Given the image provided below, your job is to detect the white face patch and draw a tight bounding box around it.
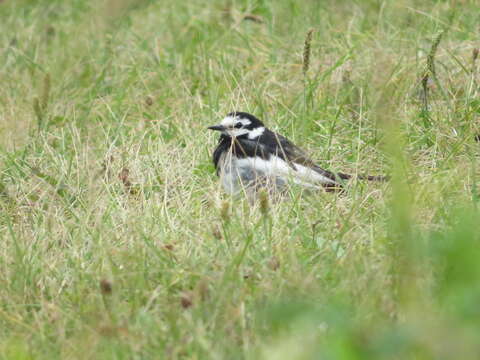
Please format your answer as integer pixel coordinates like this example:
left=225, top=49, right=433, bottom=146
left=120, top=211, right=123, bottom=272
left=247, top=126, right=265, bottom=139
left=219, top=116, right=252, bottom=138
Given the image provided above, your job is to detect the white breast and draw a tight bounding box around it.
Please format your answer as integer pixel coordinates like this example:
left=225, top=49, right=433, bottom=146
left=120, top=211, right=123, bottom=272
left=217, top=152, right=242, bottom=194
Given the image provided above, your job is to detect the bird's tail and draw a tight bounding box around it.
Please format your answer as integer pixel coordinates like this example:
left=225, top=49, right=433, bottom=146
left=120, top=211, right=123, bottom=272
left=337, top=172, right=389, bottom=182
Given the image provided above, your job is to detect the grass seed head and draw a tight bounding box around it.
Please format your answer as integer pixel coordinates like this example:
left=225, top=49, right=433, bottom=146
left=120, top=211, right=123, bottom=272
left=427, top=31, right=444, bottom=78
left=259, top=190, right=269, bottom=215
left=268, top=256, right=280, bottom=271
left=100, top=279, right=113, bottom=295
left=220, top=200, right=230, bottom=222
left=41, top=73, right=51, bottom=111
left=212, top=225, right=223, bottom=239
left=33, top=97, right=43, bottom=126
left=303, top=28, right=314, bottom=76
left=118, top=167, right=138, bottom=195
left=180, top=292, right=193, bottom=309
left=243, top=14, right=264, bottom=23
left=163, top=243, right=174, bottom=251
left=46, top=25, right=55, bottom=38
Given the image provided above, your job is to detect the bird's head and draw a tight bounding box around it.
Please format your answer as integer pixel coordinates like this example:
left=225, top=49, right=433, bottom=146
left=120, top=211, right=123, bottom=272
left=208, top=112, right=265, bottom=139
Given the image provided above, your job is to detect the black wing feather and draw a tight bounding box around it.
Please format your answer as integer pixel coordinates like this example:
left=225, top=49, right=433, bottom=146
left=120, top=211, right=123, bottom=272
left=250, top=130, right=340, bottom=183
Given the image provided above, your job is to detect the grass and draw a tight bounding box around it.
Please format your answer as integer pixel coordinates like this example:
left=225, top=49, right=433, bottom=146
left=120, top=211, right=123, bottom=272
left=0, top=0, right=479, bottom=358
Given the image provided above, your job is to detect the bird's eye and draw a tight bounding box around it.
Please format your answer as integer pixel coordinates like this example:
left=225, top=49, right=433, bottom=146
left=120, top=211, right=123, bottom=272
left=234, top=123, right=243, bottom=129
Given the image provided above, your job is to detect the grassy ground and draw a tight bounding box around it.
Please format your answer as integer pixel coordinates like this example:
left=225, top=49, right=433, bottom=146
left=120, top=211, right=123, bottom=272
left=1, top=0, right=480, bottom=358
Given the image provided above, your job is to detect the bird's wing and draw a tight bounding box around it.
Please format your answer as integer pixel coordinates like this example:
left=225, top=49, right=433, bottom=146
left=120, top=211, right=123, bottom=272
left=237, top=132, right=342, bottom=187
left=271, top=133, right=341, bottom=184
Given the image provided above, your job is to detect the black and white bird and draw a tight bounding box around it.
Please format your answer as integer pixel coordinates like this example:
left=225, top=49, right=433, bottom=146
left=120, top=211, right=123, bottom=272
left=208, top=112, right=387, bottom=195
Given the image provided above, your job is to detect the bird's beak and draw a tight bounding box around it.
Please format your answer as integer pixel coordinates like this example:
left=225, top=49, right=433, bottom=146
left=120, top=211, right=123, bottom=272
left=207, top=125, right=225, bottom=131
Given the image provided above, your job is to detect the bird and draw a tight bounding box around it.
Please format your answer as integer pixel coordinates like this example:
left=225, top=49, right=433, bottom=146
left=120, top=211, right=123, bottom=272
left=208, top=111, right=387, bottom=196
